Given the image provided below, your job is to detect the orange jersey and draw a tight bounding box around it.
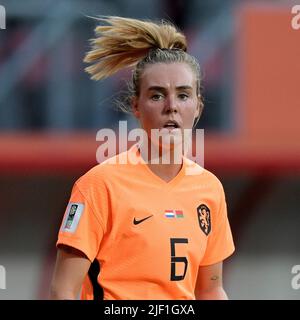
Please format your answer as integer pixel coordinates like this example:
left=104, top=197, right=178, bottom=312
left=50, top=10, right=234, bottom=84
left=56, top=144, right=234, bottom=300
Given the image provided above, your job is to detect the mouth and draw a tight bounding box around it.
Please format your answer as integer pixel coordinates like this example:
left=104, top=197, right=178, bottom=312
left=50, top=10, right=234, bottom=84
left=162, top=120, right=180, bottom=130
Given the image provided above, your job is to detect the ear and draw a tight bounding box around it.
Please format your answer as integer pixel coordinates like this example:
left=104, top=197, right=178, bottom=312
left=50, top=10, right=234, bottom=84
left=131, top=96, right=140, bottom=119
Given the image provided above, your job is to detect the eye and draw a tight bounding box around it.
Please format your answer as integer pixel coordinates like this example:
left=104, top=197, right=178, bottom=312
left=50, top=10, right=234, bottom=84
left=178, top=93, right=189, bottom=100
left=151, top=94, right=164, bottom=101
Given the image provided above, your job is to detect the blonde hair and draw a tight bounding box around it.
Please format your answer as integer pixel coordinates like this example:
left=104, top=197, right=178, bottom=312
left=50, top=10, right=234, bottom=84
left=84, top=16, right=203, bottom=126
left=84, top=16, right=187, bottom=81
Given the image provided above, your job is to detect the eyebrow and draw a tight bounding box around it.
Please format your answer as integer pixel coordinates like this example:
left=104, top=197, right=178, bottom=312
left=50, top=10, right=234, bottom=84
left=148, top=85, right=193, bottom=92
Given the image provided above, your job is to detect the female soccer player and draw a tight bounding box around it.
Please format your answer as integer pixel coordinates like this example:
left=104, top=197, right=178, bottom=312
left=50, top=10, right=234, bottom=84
left=50, top=16, right=235, bottom=300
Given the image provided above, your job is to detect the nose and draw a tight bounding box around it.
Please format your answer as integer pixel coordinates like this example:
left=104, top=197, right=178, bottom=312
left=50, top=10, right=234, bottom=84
left=164, top=95, right=178, bottom=114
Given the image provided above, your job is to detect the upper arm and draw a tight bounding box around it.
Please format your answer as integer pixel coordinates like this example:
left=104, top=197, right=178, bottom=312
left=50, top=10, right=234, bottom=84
left=50, top=245, right=91, bottom=300
left=195, top=261, right=227, bottom=299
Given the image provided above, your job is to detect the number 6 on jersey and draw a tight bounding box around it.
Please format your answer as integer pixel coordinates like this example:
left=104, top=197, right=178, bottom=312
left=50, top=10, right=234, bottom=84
left=170, top=238, right=188, bottom=281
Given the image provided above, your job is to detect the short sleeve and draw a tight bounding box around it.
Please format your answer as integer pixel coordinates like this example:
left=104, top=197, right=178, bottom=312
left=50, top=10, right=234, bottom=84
left=56, top=180, right=106, bottom=262
left=199, top=184, right=235, bottom=266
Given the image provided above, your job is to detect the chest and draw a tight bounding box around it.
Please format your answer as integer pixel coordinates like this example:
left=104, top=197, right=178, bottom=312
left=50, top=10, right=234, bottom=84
left=100, top=181, right=218, bottom=264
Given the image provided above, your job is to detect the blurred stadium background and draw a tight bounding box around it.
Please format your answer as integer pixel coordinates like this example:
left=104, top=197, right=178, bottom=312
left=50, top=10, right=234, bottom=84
left=0, top=0, right=299, bottom=299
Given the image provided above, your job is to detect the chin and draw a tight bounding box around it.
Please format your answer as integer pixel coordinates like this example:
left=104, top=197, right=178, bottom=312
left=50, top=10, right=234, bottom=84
left=157, top=138, right=185, bottom=164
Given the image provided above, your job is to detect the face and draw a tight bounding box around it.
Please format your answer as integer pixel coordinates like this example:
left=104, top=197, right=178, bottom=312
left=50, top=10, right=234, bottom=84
left=132, top=62, right=201, bottom=143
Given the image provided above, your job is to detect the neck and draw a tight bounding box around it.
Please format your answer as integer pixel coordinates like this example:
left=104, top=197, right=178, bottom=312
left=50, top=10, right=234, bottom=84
left=139, top=141, right=184, bottom=183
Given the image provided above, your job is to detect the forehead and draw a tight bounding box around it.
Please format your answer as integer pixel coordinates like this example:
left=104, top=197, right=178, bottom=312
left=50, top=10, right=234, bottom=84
left=140, top=63, right=196, bottom=89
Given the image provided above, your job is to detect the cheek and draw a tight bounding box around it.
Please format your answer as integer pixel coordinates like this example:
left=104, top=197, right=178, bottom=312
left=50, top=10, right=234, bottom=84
left=181, top=102, right=198, bottom=120
left=137, top=110, right=156, bottom=132
left=139, top=103, right=161, bottom=123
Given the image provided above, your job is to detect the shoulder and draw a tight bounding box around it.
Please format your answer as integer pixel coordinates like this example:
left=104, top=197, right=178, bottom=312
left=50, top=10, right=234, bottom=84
left=75, top=149, right=134, bottom=188
left=184, top=158, right=224, bottom=191
left=202, top=169, right=224, bottom=192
